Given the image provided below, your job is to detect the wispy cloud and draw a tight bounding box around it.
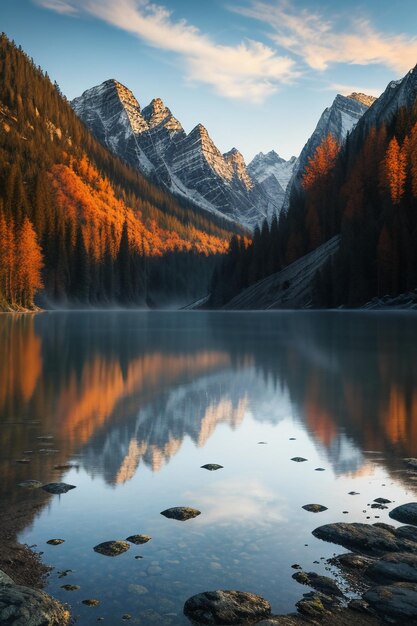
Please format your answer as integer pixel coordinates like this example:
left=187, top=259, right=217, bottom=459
left=235, top=0, right=417, bottom=75
left=35, top=0, right=78, bottom=15
left=33, top=0, right=298, bottom=103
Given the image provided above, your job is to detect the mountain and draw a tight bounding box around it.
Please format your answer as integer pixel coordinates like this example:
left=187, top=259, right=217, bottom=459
left=72, top=80, right=282, bottom=229
left=0, top=35, right=238, bottom=310
left=247, top=150, right=297, bottom=214
left=209, top=64, right=417, bottom=309
left=284, top=93, right=376, bottom=206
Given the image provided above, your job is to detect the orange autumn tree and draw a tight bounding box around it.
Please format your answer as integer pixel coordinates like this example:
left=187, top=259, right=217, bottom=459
left=302, top=133, right=340, bottom=190
left=15, top=217, right=44, bottom=308
left=382, top=136, right=407, bottom=204
left=302, top=133, right=340, bottom=249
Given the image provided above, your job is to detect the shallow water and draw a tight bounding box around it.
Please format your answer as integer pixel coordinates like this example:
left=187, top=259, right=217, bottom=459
left=1, top=310, right=417, bottom=624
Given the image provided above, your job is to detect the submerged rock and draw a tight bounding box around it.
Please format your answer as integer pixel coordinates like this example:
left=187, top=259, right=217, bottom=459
left=291, top=457, right=307, bottom=463
left=160, top=507, right=201, bottom=521
left=313, top=522, right=417, bottom=556
left=60, top=584, right=80, bottom=591
left=42, top=482, right=76, bottom=495
left=389, top=503, right=417, bottom=526
left=364, top=582, right=417, bottom=621
left=126, top=534, right=151, bottom=545
left=183, top=589, right=271, bottom=624
left=18, top=480, right=42, bottom=489
left=0, top=584, right=70, bottom=625
left=82, top=598, right=100, bottom=606
left=46, top=539, right=65, bottom=546
left=93, top=541, right=130, bottom=557
left=302, top=504, right=328, bottom=513
left=201, top=464, right=223, bottom=471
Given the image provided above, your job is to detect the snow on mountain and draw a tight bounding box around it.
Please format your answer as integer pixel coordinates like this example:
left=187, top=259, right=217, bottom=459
left=72, top=80, right=282, bottom=229
left=283, top=93, right=375, bottom=207
left=248, top=150, right=297, bottom=212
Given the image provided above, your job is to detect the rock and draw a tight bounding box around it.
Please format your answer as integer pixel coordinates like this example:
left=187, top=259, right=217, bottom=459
left=258, top=442, right=267, bottom=445
left=390, top=503, right=417, bottom=526
left=331, top=553, right=373, bottom=571
left=160, top=507, right=201, bottom=521
left=122, top=614, right=131, bottom=620
left=201, top=464, right=223, bottom=471
left=125, top=535, right=151, bottom=545
left=82, top=598, right=100, bottom=606
left=296, top=593, right=328, bottom=618
left=396, top=526, right=417, bottom=542
left=15, top=459, right=31, bottom=464
left=302, top=504, right=327, bottom=513
left=404, top=458, right=417, bottom=469
left=60, top=584, right=80, bottom=591
left=57, top=570, right=72, bottom=578
left=0, top=584, right=70, bottom=625
left=371, top=503, right=388, bottom=510
left=41, top=483, right=76, bottom=495
left=18, top=480, right=42, bottom=489
left=291, top=564, right=301, bottom=570
left=36, top=436, right=54, bottom=440
left=364, top=582, right=417, bottom=621
left=46, top=539, right=65, bottom=546
left=291, top=457, right=307, bottom=462
left=374, top=498, right=391, bottom=504
left=183, top=590, right=271, bottom=624
left=93, top=541, right=130, bottom=557
left=292, top=571, right=344, bottom=597
left=0, top=570, right=14, bottom=585
left=134, top=556, right=143, bottom=560
left=312, top=522, right=417, bottom=556
left=289, top=438, right=296, bottom=441
left=366, top=553, right=417, bottom=584
left=348, top=492, right=360, bottom=496
left=315, top=468, right=325, bottom=471
left=53, top=464, right=78, bottom=470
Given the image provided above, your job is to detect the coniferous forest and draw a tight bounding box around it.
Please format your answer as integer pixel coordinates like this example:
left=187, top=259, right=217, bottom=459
left=0, top=34, right=243, bottom=310
left=210, top=103, right=417, bottom=308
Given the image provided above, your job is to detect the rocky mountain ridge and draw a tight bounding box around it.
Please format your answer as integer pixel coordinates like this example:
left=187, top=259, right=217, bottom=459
left=72, top=79, right=295, bottom=229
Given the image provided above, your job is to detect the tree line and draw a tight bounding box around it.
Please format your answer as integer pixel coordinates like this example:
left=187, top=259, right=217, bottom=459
left=0, top=33, right=238, bottom=309
left=211, top=100, right=417, bottom=307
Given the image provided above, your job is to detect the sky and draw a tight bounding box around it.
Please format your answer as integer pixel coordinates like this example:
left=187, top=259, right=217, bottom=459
left=3, top=0, right=417, bottom=161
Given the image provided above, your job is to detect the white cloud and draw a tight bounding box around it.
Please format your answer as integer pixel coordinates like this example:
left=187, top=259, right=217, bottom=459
left=34, top=0, right=298, bottom=102
left=236, top=0, right=417, bottom=75
left=34, top=0, right=78, bottom=15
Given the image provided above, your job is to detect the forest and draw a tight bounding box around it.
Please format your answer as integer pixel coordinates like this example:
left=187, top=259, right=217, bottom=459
left=210, top=101, right=417, bottom=308
left=0, top=34, right=241, bottom=310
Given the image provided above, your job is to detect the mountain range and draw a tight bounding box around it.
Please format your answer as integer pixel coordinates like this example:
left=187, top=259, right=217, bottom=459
left=73, top=81, right=376, bottom=229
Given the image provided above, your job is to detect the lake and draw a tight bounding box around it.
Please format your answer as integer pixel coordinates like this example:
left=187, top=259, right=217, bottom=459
left=1, top=310, right=417, bottom=625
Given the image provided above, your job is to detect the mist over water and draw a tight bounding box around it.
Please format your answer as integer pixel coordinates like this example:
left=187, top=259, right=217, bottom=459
left=1, top=311, right=417, bottom=625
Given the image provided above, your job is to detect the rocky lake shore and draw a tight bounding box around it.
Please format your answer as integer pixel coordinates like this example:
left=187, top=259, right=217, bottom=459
left=4, top=497, right=417, bottom=624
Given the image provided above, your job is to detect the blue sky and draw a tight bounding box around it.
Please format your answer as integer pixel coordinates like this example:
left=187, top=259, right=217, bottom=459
left=3, top=0, right=417, bottom=161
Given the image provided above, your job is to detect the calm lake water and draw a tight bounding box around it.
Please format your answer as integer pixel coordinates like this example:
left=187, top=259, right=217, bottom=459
left=1, top=310, right=417, bottom=624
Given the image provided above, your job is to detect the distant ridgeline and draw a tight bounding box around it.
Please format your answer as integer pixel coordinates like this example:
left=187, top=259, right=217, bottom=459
left=0, top=34, right=245, bottom=310
left=211, top=70, right=417, bottom=308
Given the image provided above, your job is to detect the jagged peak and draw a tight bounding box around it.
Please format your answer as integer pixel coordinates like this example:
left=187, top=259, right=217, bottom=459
left=347, top=92, right=377, bottom=107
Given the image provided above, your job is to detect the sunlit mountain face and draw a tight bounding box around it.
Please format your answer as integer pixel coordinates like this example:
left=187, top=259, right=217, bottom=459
left=2, top=311, right=417, bottom=624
